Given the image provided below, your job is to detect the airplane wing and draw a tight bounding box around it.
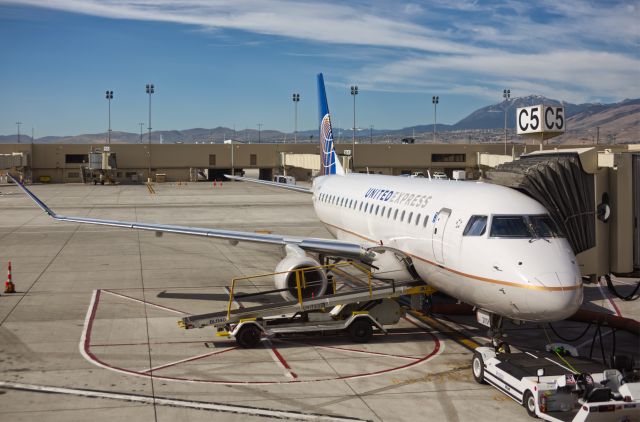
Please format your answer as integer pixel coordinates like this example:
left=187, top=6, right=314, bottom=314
left=7, top=174, right=370, bottom=261
left=224, top=174, right=312, bottom=194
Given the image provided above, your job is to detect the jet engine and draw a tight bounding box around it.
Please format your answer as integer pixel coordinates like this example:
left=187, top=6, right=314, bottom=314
left=274, top=245, right=328, bottom=301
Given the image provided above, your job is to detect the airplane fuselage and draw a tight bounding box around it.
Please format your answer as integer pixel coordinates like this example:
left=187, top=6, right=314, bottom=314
left=312, top=174, right=583, bottom=322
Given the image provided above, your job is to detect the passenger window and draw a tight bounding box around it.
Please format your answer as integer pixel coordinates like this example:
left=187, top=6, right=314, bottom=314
left=387, top=208, right=392, bottom=218
left=408, top=212, right=413, bottom=224
left=381, top=206, right=386, bottom=216
left=400, top=210, right=405, bottom=222
left=394, top=209, right=398, bottom=220
left=376, top=205, right=379, bottom=215
left=359, top=202, right=363, bottom=212
left=423, top=215, right=429, bottom=228
left=416, top=213, right=421, bottom=226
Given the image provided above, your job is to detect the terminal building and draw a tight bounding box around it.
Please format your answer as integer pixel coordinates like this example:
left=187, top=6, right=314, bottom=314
left=1, top=141, right=639, bottom=281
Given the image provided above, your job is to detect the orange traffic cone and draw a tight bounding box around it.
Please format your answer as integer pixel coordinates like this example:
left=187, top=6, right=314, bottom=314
left=213, top=180, right=217, bottom=187
left=5, top=261, right=15, bottom=294
left=219, top=181, right=223, bottom=188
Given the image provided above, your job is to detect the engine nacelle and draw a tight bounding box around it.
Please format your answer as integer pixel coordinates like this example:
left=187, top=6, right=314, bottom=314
left=274, top=246, right=327, bottom=301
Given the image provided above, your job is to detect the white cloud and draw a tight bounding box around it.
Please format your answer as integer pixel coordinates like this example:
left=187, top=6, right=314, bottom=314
left=2, top=0, right=638, bottom=103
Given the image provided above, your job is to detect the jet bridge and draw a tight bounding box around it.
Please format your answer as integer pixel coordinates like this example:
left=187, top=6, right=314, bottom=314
left=486, top=147, right=639, bottom=279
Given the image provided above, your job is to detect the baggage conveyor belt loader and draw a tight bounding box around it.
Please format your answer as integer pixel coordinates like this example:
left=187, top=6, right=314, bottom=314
left=178, top=262, right=436, bottom=348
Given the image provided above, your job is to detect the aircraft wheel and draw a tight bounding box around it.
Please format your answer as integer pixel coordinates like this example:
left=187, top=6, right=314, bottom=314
left=348, top=319, right=373, bottom=343
left=236, top=324, right=262, bottom=348
left=496, top=341, right=511, bottom=354
left=523, top=390, right=538, bottom=418
left=472, top=352, right=487, bottom=384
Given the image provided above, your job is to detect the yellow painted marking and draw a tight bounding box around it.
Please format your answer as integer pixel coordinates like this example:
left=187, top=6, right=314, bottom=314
left=408, top=310, right=481, bottom=351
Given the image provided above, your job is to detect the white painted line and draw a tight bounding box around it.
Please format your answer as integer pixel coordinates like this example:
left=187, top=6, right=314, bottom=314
left=102, top=289, right=188, bottom=315
left=140, top=347, right=238, bottom=373
left=596, top=278, right=622, bottom=317
left=223, top=286, right=244, bottom=309
left=544, top=357, right=574, bottom=373
left=576, top=329, right=613, bottom=349
left=263, top=339, right=298, bottom=380
left=281, top=340, right=420, bottom=361
left=0, top=381, right=368, bottom=421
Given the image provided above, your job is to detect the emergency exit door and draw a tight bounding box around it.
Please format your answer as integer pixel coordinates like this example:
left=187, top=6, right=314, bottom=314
left=432, top=208, right=451, bottom=265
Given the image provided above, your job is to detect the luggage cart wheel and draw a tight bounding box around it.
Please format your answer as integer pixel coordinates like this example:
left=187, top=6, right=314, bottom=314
left=348, top=319, right=373, bottom=343
left=236, top=324, right=262, bottom=348
left=523, top=390, right=537, bottom=418
left=472, top=352, right=487, bottom=384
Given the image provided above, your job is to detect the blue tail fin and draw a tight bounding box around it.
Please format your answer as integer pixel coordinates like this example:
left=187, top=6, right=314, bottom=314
left=317, top=73, right=345, bottom=176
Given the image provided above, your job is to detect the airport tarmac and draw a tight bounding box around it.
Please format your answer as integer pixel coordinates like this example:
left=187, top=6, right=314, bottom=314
left=0, top=181, right=638, bottom=422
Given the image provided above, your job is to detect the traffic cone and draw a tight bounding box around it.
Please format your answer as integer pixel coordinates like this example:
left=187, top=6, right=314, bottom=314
left=219, top=181, right=222, bottom=188
left=213, top=181, right=217, bottom=188
left=5, top=261, right=15, bottom=294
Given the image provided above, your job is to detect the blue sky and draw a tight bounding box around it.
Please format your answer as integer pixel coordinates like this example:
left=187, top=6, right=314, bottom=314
left=0, top=0, right=638, bottom=137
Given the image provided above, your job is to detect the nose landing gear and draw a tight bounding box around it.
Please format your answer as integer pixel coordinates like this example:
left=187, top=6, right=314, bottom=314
left=478, top=310, right=511, bottom=353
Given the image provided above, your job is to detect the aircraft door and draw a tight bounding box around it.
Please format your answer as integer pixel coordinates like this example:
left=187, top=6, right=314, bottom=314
left=432, top=208, right=451, bottom=264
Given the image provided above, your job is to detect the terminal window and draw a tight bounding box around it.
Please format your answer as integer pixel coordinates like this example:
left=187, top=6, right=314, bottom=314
left=432, top=153, right=465, bottom=163
left=250, top=154, right=257, bottom=166
left=209, top=154, right=216, bottom=166
left=65, top=154, right=88, bottom=164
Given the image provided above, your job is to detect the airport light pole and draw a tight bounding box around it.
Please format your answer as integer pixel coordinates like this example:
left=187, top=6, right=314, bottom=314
left=146, top=83, right=154, bottom=180
left=105, top=90, right=113, bottom=145
left=432, top=96, right=438, bottom=143
left=292, top=93, right=299, bottom=144
left=16, top=121, right=22, bottom=144
left=139, top=123, right=144, bottom=144
left=257, top=123, right=262, bottom=144
left=351, top=85, right=358, bottom=171
left=370, top=125, right=373, bottom=144
left=503, top=89, right=510, bottom=154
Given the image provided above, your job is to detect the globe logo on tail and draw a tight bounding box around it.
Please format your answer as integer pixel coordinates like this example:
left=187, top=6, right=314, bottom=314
left=320, top=114, right=336, bottom=175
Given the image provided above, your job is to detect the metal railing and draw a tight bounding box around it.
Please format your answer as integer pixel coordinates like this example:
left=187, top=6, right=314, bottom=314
left=226, top=261, right=373, bottom=320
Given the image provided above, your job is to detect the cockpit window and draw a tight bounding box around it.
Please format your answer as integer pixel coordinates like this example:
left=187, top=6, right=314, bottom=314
left=490, top=216, right=532, bottom=238
left=463, top=215, right=487, bottom=236
left=530, top=215, right=563, bottom=238
left=490, top=215, right=564, bottom=238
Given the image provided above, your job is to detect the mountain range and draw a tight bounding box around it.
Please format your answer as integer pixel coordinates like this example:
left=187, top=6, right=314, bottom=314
left=1, top=96, right=637, bottom=144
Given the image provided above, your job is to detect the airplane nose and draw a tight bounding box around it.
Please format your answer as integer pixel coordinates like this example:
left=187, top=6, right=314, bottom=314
left=527, top=271, right=583, bottom=320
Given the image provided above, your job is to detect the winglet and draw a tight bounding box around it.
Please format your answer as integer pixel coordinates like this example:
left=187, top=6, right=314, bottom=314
left=317, top=73, right=345, bottom=176
left=7, top=174, right=57, bottom=217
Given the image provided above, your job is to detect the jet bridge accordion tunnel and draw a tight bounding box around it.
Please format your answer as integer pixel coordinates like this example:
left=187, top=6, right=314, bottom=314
left=485, top=148, right=640, bottom=281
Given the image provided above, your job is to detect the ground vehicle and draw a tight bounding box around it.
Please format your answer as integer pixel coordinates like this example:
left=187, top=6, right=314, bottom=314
left=273, top=175, right=296, bottom=185
left=178, top=262, right=434, bottom=348
left=472, top=346, right=640, bottom=421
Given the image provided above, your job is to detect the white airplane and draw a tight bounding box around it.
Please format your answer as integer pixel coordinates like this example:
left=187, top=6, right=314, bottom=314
left=10, top=73, right=582, bottom=347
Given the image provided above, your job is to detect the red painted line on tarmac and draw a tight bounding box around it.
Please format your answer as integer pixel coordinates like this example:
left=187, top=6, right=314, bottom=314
left=265, top=341, right=298, bottom=380
left=102, top=289, right=189, bottom=315
left=81, top=289, right=442, bottom=385
left=598, top=279, right=622, bottom=317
